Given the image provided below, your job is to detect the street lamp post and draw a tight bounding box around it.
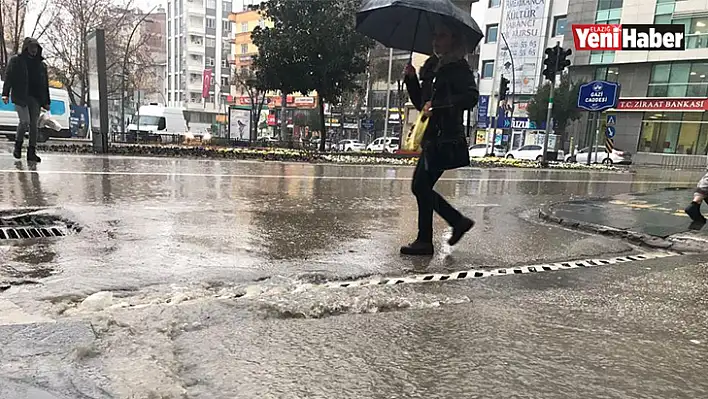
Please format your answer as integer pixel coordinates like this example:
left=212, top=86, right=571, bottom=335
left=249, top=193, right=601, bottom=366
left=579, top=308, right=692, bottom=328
left=120, top=5, right=159, bottom=137
left=500, top=32, right=515, bottom=148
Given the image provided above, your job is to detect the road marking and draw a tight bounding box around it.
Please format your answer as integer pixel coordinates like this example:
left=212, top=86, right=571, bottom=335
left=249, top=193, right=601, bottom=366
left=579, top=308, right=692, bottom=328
left=0, top=168, right=697, bottom=185
left=609, top=199, right=689, bottom=218
left=321, top=251, right=678, bottom=289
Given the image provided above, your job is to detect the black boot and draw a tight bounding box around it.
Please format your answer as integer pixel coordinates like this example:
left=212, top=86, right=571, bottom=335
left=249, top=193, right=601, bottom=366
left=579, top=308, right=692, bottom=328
left=685, top=201, right=706, bottom=223
left=448, top=217, right=475, bottom=246
left=13, top=141, right=22, bottom=160
left=27, top=146, right=41, bottom=163
left=400, top=240, right=434, bottom=256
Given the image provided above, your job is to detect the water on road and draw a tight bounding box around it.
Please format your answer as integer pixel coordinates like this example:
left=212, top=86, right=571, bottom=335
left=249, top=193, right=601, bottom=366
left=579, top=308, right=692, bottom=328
left=0, top=152, right=706, bottom=399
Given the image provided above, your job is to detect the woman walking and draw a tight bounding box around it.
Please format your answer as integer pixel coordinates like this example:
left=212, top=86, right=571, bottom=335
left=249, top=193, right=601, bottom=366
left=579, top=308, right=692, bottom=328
left=400, top=23, right=479, bottom=256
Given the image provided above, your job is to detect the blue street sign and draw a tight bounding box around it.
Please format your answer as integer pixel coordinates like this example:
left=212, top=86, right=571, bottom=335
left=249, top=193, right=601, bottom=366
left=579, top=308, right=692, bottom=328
left=361, top=119, right=374, bottom=131
left=606, top=115, right=616, bottom=125
left=577, top=80, right=620, bottom=112
left=477, top=95, right=489, bottom=128
left=606, top=126, right=616, bottom=138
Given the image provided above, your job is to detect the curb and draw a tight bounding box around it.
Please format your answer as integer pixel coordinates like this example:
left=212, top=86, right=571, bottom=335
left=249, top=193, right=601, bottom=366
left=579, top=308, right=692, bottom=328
left=33, top=144, right=623, bottom=171
left=538, top=194, right=708, bottom=253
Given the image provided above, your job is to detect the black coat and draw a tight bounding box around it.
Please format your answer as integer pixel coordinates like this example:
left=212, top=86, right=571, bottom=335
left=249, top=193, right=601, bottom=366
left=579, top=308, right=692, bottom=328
left=2, top=38, right=50, bottom=108
left=405, top=56, right=479, bottom=171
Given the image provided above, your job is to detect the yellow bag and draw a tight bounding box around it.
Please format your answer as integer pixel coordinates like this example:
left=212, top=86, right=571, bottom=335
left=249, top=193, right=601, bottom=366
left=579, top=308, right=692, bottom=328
left=403, top=112, right=428, bottom=152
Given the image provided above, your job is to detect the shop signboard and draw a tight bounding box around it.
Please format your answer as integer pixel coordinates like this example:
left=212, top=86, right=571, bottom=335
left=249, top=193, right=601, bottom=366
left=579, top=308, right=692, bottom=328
left=497, top=0, right=549, bottom=95
left=616, top=98, right=708, bottom=111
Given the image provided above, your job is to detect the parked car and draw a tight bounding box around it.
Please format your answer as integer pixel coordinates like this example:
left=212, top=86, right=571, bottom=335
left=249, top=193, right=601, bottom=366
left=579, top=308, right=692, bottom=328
left=504, top=145, right=545, bottom=161
left=337, top=139, right=366, bottom=152
left=505, top=145, right=564, bottom=161
left=565, top=146, right=633, bottom=165
left=469, top=144, right=505, bottom=158
left=367, top=137, right=400, bottom=153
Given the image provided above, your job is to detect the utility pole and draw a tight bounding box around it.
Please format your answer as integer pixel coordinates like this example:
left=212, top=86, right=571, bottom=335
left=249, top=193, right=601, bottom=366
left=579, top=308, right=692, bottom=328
left=383, top=47, right=393, bottom=143
left=541, top=42, right=560, bottom=165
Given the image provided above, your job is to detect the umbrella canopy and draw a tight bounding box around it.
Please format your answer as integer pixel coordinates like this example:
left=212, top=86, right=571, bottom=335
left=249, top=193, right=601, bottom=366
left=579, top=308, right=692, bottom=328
left=356, top=0, right=483, bottom=56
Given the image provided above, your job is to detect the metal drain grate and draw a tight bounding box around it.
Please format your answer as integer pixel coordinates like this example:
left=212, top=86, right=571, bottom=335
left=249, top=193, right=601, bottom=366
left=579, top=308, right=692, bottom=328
left=0, top=226, right=69, bottom=240
left=0, top=210, right=79, bottom=241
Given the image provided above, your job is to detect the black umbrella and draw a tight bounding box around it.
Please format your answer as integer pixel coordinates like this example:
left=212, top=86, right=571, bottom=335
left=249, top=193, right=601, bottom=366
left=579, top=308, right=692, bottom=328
left=356, top=0, right=483, bottom=56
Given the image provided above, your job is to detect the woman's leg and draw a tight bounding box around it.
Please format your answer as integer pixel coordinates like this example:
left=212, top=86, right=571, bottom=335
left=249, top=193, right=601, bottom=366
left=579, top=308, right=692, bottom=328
left=411, top=156, right=437, bottom=243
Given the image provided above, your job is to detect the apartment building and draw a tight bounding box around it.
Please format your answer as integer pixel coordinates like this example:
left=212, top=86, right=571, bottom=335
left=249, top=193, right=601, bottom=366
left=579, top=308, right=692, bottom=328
left=166, top=0, right=234, bottom=133
left=565, top=0, right=708, bottom=166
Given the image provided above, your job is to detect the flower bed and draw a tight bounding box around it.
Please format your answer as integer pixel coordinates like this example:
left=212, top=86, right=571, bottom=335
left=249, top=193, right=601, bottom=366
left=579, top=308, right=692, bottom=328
left=37, top=144, right=619, bottom=170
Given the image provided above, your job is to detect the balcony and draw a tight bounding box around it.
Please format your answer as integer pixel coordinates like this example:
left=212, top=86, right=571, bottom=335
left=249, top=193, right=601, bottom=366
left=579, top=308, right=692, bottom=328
left=187, top=23, right=205, bottom=35
left=186, top=0, right=205, bottom=15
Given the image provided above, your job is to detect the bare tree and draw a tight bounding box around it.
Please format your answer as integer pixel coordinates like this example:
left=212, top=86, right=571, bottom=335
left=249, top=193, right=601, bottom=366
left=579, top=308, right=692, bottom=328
left=39, top=0, right=157, bottom=106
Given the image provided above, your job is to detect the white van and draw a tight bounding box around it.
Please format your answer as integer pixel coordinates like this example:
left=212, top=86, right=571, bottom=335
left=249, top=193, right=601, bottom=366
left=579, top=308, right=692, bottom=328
left=126, top=103, right=186, bottom=143
left=0, top=83, right=71, bottom=142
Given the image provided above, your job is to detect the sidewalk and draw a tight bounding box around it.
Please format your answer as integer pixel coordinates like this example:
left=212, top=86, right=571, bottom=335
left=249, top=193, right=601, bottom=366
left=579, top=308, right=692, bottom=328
left=541, top=188, right=705, bottom=239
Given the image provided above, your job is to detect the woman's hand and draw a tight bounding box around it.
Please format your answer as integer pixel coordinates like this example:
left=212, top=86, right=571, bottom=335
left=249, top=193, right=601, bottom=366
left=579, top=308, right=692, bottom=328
left=422, top=101, right=432, bottom=117
left=403, top=64, right=416, bottom=78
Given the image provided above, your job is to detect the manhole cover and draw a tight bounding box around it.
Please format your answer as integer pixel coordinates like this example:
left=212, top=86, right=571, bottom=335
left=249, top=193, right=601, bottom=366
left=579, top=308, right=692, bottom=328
left=0, top=209, right=80, bottom=241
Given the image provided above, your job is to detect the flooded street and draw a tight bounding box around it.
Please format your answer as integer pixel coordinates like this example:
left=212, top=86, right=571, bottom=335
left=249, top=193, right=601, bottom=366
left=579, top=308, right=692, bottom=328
left=0, top=152, right=706, bottom=398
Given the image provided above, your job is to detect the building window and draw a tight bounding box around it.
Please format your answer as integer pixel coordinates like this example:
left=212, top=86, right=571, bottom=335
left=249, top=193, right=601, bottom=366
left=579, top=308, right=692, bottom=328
left=589, top=51, right=615, bottom=64
left=221, top=58, right=228, bottom=68
left=638, top=112, right=708, bottom=155
left=488, top=0, right=501, bottom=8
left=670, top=17, right=708, bottom=49
left=224, top=1, right=232, bottom=11
left=594, top=66, right=619, bottom=82
left=241, top=44, right=248, bottom=54
left=597, top=0, right=623, bottom=11
left=206, top=57, right=215, bottom=67
left=206, top=37, right=216, bottom=47
left=258, top=19, right=265, bottom=28
left=553, top=16, right=567, bottom=36
left=485, top=24, right=498, bottom=43
left=481, top=60, right=494, bottom=79
left=241, top=22, right=248, bottom=32
left=206, top=0, right=215, bottom=8
left=648, top=62, right=708, bottom=97
left=221, top=76, right=229, bottom=86
left=222, top=20, right=231, bottom=31
left=190, top=35, right=203, bottom=45
left=206, top=17, right=216, bottom=29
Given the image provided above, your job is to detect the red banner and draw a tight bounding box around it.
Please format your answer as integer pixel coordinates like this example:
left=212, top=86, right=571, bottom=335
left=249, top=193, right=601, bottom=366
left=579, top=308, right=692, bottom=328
left=267, top=113, right=276, bottom=126
left=202, top=69, right=213, bottom=99
left=617, top=98, right=708, bottom=111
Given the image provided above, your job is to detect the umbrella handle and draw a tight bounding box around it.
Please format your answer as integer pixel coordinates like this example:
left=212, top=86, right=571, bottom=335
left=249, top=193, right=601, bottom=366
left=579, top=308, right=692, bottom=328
left=408, top=10, right=421, bottom=64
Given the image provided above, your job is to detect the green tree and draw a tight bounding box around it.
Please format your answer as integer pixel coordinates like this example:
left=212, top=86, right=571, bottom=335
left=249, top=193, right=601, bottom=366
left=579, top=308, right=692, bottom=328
left=527, top=75, right=584, bottom=141
left=252, top=0, right=372, bottom=151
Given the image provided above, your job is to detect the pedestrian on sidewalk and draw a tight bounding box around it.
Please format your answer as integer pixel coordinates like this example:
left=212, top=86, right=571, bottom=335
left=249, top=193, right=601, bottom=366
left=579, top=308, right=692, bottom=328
left=685, top=173, right=708, bottom=223
left=2, top=37, right=50, bottom=163
left=400, top=23, right=478, bottom=256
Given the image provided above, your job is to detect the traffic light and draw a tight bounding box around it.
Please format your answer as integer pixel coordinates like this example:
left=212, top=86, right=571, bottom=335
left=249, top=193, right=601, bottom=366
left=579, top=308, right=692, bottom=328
left=558, top=48, right=572, bottom=73
left=542, top=46, right=558, bottom=82
left=499, top=76, right=510, bottom=100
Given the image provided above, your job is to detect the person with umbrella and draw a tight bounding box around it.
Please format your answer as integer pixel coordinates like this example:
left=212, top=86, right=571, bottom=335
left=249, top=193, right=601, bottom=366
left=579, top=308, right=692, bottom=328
left=399, top=23, right=478, bottom=255
left=357, top=0, right=483, bottom=254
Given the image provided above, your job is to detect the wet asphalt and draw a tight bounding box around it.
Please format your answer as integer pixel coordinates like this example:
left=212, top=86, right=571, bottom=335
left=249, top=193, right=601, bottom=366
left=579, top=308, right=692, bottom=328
left=0, top=150, right=707, bottom=398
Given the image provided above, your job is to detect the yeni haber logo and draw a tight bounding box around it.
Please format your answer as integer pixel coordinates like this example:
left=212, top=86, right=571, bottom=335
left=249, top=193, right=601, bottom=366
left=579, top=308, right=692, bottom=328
left=572, top=24, right=685, bottom=51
